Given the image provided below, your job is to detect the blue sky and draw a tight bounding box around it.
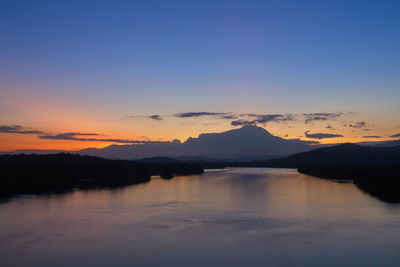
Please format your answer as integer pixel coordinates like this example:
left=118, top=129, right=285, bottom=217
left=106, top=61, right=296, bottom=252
left=0, top=0, right=399, bottom=150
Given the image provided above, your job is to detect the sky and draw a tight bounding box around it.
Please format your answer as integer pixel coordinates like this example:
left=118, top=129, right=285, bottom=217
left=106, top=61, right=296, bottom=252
left=0, top=0, right=399, bottom=151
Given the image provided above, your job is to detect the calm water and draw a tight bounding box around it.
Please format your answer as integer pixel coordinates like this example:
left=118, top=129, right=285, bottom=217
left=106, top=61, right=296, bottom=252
left=1, top=168, right=400, bottom=267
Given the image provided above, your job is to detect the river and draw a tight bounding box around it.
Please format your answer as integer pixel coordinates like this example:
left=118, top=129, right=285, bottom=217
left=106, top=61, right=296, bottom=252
left=1, top=168, right=400, bottom=266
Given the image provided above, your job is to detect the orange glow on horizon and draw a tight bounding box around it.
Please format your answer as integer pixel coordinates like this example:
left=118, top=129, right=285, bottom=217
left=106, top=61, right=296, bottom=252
left=1, top=126, right=397, bottom=152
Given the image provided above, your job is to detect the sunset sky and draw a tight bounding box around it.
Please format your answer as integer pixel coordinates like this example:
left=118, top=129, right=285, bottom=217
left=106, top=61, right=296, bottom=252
left=1, top=0, right=399, bottom=151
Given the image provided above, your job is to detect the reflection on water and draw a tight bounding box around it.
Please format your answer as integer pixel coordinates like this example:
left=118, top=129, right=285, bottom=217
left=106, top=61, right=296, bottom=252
left=1, top=168, right=400, bottom=266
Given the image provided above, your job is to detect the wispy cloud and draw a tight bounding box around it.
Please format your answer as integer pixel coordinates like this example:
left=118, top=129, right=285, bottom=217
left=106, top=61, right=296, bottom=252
left=220, top=114, right=238, bottom=119
left=231, top=120, right=257, bottom=126
left=305, top=131, right=343, bottom=139
left=39, top=132, right=171, bottom=144
left=363, top=135, right=381, bottom=138
left=304, top=113, right=342, bottom=124
left=0, top=125, right=44, bottom=135
left=0, top=124, right=172, bottom=145
left=234, top=112, right=343, bottom=127
left=231, top=114, right=296, bottom=126
left=143, top=111, right=348, bottom=129
left=149, top=115, right=163, bottom=120
left=39, top=132, right=99, bottom=140
left=175, top=112, right=226, bottom=118
left=390, top=133, right=400, bottom=138
left=345, top=121, right=368, bottom=128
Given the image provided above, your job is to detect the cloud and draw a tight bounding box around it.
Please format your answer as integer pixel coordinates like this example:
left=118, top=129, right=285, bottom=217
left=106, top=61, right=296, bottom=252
left=231, top=114, right=296, bottom=126
left=235, top=112, right=342, bottom=126
left=345, top=121, right=368, bottom=128
left=0, top=124, right=174, bottom=145
left=149, top=115, right=163, bottom=120
left=305, top=131, right=343, bottom=139
left=255, top=114, right=292, bottom=123
left=363, top=136, right=381, bottom=138
left=39, top=132, right=172, bottom=144
left=39, top=132, right=99, bottom=140
left=390, top=133, right=400, bottom=138
left=304, top=113, right=341, bottom=123
left=0, top=125, right=44, bottom=135
left=231, top=120, right=257, bottom=126
left=220, top=114, right=238, bottom=119
left=175, top=112, right=226, bottom=118
left=148, top=111, right=348, bottom=128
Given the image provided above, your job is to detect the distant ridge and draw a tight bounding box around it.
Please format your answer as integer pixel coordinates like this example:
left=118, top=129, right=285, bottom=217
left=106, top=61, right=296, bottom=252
left=240, top=143, right=400, bottom=167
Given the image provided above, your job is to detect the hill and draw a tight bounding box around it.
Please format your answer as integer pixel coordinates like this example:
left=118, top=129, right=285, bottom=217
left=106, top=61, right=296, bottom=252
left=236, top=143, right=400, bottom=168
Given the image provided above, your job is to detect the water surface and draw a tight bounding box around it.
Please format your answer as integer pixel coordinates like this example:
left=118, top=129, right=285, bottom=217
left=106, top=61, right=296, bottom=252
left=1, top=168, right=400, bottom=266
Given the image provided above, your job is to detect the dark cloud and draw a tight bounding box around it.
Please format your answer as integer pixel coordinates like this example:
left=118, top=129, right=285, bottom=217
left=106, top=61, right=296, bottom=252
left=390, top=133, right=400, bottom=138
left=145, top=112, right=237, bottom=120
left=39, top=132, right=171, bottom=144
left=231, top=114, right=295, bottom=127
left=235, top=112, right=342, bottom=125
left=363, top=136, right=381, bottom=138
left=304, top=113, right=341, bottom=123
left=175, top=112, right=226, bottom=118
left=149, top=115, right=163, bottom=120
left=1, top=124, right=173, bottom=145
left=0, top=125, right=43, bottom=135
left=305, top=131, right=343, bottom=139
left=231, top=120, right=257, bottom=126
left=345, top=121, right=368, bottom=128
left=153, top=111, right=347, bottom=128
left=39, top=132, right=98, bottom=140
left=240, top=113, right=294, bottom=121
left=220, top=114, right=238, bottom=119
left=256, top=114, right=292, bottom=123
left=240, top=113, right=258, bottom=117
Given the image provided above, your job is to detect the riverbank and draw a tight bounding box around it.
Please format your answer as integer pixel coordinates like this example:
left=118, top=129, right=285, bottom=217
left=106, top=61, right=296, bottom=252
left=298, top=166, right=400, bottom=203
left=0, top=153, right=204, bottom=197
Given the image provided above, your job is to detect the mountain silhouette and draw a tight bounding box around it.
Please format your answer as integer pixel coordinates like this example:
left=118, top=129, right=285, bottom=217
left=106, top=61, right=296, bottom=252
left=78, top=126, right=312, bottom=160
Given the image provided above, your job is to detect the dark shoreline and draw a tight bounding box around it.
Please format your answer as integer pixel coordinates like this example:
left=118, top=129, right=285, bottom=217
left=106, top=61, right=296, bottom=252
left=0, top=153, right=205, bottom=197
left=298, top=166, right=400, bottom=203
left=2, top=152, right=400, bottom=204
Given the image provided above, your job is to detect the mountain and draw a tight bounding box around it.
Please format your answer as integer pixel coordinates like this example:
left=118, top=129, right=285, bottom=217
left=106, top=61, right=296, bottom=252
left=243, top=143, right=400, bottom=167
left=78, top=126, right=313, bottom=160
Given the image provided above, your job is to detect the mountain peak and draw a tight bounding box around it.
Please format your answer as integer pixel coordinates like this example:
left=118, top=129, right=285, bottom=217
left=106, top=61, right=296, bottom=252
left=224, top=125, right=273, bottom=136
left=239, top=125, right=270, bottom=133
left=191, top=125, right=273, bottom=141
left=240, top=125, right=266, bottom=130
